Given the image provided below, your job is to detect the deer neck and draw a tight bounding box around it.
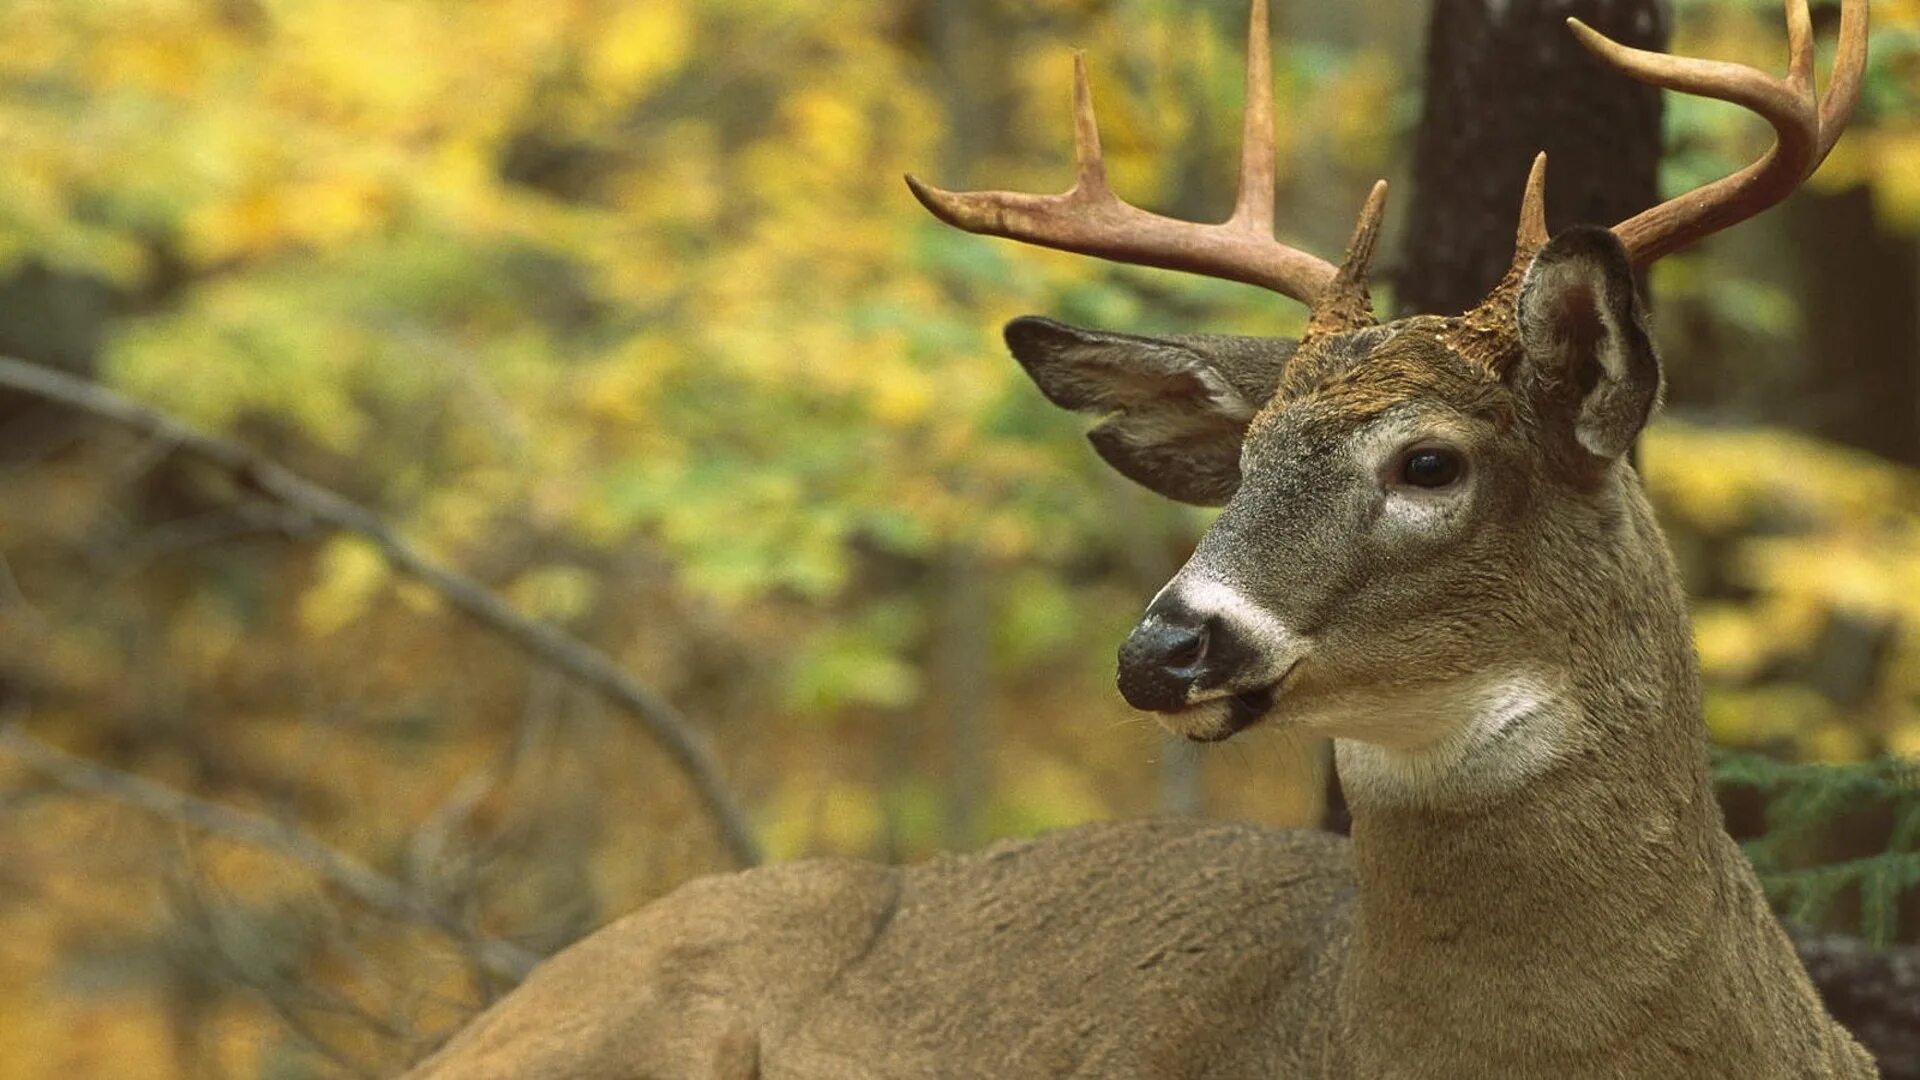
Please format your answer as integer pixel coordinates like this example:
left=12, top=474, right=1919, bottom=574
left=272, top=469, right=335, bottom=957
left=1329, top=475, right=1756, bottom=1065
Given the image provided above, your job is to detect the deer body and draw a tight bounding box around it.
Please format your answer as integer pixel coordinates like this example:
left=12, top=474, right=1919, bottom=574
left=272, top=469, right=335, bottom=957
left=407, top=1, right=1879, bottom=1075
left=409, top=820, right=1352, bottom=1079
left=410, top=454, right=1872, bottom=1080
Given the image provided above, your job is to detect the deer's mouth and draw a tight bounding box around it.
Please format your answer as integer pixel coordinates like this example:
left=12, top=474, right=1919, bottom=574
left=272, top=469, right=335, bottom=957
left=1183, top=687, right=1275, bottom=743
left=1168, top=662, right=1298, bottom=744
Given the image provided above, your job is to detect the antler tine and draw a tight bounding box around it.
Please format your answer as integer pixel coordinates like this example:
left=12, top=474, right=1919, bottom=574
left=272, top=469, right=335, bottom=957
left=1818, top=0, right=1870, bottom=161
left=1306, top=180, right=1389, bottom=336
left=1516, top=151, right=1549, bottom=257
left=1470, top=153, right=1548, bottom=313
left=905, top=0, right=1360, bottom=308
left=1231, top=0, right=1277, bottom=234
left=1785, top=0, right=1815, bottom=94
left=1568, top=0, right=1868, bottom=267
left=1069, top=52, right=1109, bottom=197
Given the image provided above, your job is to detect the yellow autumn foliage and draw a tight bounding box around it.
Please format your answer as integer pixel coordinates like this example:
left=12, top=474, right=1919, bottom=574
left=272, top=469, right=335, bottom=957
left=0, top=0, right=1916, bottom=1075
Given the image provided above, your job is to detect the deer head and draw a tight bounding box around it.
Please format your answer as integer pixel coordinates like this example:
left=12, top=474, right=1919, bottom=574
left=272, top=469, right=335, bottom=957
left=909, top=0, right=1866, bottom=762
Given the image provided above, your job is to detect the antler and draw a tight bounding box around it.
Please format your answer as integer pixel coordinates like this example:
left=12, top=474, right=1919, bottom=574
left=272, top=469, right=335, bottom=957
left=906, top=0, right=1383, bottom=323
left=1569, top=0, right=1868, bottom=266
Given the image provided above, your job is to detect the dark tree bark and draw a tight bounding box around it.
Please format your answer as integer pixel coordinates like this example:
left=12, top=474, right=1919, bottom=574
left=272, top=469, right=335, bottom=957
left=1788, top=186, right=1920, bottom=466
left=1396, top=0, right=1666, bottom=317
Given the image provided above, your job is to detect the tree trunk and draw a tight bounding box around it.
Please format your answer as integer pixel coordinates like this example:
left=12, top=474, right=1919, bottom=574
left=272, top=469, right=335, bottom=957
left=939, top=545, right=993, bottom=849
left=1396, top=0, right=1665, bottom=317
left=1787, top=186, right=1920, bottom=467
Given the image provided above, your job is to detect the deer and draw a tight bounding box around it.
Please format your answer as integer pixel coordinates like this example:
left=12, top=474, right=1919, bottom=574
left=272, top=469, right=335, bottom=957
left=403, top=1, right=1877, bottom=1076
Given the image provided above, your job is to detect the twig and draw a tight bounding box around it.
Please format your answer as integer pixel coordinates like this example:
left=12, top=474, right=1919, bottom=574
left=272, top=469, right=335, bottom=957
left=0, top=550, right=47, bottom=632
left=0, top=718, right=539, bottom=982
left=110, top=500, right=312, bottom=577
left=165, top=867, right=390, bottom=1080
left=0, top=356, right=762, bottom=867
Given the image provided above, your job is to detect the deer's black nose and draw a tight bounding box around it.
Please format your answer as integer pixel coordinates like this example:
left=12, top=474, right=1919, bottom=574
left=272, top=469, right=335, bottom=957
left=1117, top=600, right=1214, bottom=712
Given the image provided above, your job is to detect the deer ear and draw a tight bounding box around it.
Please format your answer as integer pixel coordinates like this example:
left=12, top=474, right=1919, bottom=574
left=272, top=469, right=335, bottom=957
left=1515, top=227, right=1662, bottom=462
left=1003, top=316, right=1294, bottom=507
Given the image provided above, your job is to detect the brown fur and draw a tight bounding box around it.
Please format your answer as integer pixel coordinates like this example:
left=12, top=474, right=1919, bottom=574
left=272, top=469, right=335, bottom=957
left=405, top=821, right=1355, bottom=1078
left=403, top=231, right=1875, bottom=1078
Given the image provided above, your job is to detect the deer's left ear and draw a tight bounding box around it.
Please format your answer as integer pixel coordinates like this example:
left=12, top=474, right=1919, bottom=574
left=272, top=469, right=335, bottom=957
left=1515, top=226, right=1662, bottom=462
left=1003, top=316, right=1294, bottom=506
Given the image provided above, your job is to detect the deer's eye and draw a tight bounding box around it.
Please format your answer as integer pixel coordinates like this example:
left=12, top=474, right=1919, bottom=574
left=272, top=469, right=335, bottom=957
left=1397, top=447, right=1464, bottom=489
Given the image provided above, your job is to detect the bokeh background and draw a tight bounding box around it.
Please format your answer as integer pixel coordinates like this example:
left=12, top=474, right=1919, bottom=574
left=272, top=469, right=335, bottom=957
left=0, top=0, right=1917, bottom=1076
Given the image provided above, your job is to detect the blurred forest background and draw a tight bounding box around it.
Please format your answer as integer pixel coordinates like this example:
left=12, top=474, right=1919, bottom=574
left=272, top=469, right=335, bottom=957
left=0, top=0, right=1918, bottom=1076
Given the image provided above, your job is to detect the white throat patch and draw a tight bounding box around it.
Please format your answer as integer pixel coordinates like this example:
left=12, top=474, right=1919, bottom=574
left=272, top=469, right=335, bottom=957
left=1330, top=668, right=1577, bottom=808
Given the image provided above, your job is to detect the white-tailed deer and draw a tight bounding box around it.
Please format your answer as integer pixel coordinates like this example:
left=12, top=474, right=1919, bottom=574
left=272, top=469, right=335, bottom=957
left=405, top=2, right=1878, bottom=1076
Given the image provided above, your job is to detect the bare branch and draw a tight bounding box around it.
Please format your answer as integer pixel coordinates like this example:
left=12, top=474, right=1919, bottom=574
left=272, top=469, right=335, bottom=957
left=0, top=716, right=539, bottom=982
left=0, top=355, right=762, bottom=867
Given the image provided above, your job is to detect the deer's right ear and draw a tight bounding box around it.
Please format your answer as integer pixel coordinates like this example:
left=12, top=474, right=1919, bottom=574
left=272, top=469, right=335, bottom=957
left=1515, top=228, right=1662, bottom=463
left=1003, top=316, right=1291, bottom=506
